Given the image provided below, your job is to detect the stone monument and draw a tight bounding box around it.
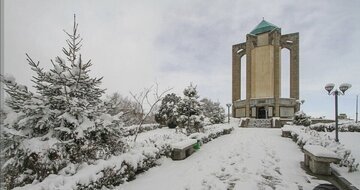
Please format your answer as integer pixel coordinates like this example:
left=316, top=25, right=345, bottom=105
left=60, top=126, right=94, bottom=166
left=232, top=20, right=299, bottom=118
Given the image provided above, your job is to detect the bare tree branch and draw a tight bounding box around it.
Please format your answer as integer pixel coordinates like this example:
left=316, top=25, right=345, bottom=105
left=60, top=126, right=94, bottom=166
left=130, top=83, right=173, bottom=142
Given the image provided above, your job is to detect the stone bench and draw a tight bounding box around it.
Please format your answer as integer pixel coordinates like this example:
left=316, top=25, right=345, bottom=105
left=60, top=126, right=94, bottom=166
left=171, top=139, right=197, bottom=160
left=281, top=130, right=291, bottom=138
left=281, top=126, right=292, bottom=138
left=303, top=145, right=341, bottom=175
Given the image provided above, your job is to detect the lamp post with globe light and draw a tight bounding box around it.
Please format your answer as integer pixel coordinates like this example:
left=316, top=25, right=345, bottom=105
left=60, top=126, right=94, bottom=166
left=325, top=83, right=352, bottom=142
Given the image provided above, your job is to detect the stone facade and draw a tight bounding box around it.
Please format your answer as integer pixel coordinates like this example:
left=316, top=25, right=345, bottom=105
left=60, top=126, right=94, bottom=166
left=232, top=20, right=300, bottom=118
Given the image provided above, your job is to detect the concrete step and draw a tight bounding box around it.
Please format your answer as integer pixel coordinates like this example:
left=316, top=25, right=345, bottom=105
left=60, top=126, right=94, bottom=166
left=247, top=119, right=272, bottom=128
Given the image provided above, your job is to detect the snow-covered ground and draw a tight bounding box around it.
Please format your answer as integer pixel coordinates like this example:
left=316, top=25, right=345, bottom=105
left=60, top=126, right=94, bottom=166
left=12, top=121, right=357, bottom=190
left=283, top=124, right=360, bottom=188
left=117, top=127, right=328, bottom=190
left=323, top=132, right=360, bottom=160
left=323, top=131, right=360, bottom=188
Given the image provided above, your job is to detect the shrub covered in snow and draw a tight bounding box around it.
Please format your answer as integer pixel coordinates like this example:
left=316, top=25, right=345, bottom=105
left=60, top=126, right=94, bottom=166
left=122, top=124, right=162, bottom=137
left=176, top=84, right=205, bottom=135
left=282, top=125, right=359, bottom=172
left=12, top=124, right=234, bottom=190
left=189, top=124, right=233, bottom=144
left=155, top=93, right=181, bottom=128
left=200, top=98, right=225, bottom=124
left=293, top=111, right=312, bottom=126
left=310, top=122, right=360, bottom=132
left=1, top=17, right=126, bottom=189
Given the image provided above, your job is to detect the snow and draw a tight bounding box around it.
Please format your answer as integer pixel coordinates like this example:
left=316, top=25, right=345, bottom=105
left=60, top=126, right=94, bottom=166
left=99, top=113, right=116, bottom=126
left=281, top=124, right=293, bottom=132
left=76, top=117, right=95, bottom=137
left=325, top=132, right=360, bottom=188
left=117, top=127, right=328, bottom=190
left=2, top=126, right=25, bottom=137
left=334, top=132, right=360, bottom=160
left=3, top=110, right=24, bottom=127
left=59, top=112, right=79, bottom=125
left=53, top=63, right=63, bottom=73
left=19, top=136, right=60, bottom=154
left=282, top=124, right=360, bottom=188
left=3, top=73, right=16, bottom=84
left=8, top=118, right=358, bottom=189
left=13, top=146, right=158, bottom=190
left=55, top=56, right=65, bottom=64
left=303, top=145, right=340, bottom=158
left=171, top=139, right=197, bottom=149
left=12, top=122, right=232, bottom=190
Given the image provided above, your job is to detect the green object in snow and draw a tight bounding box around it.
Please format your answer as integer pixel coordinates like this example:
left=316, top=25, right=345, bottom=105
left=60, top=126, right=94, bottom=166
left=193, top=141, right=200, bottom=150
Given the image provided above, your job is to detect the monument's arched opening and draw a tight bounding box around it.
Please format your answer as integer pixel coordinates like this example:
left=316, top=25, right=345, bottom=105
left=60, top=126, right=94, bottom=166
left=240, top=55, right=247, bottom=100
left=281, top=48, right=290, bottom=98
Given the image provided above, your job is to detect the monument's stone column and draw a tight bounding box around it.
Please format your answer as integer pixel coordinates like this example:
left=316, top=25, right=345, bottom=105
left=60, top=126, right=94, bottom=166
left=245, top=34, right=256, bottom=117
left=290, top=34, right=299, bottom=101
left=232, top=46, right=241, bottom=100
left=232, top=43, right=246, bottom=117
left=271, top=30, right=282, bottom=117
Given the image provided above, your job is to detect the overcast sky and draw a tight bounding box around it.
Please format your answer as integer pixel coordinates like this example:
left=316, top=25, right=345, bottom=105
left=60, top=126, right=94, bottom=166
left=3, top=0, right=360, bottom=119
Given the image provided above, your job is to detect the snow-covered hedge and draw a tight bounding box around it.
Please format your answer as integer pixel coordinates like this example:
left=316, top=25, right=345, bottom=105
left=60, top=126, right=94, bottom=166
left=282, top=125, right=359, bottom=172
left=14, top=125, right=234, bottom=190
left=189, top=124, right=233, bottom=144
left=122, top=124, right=161, bottom=137
left=309, top=122, right=360, bottom=132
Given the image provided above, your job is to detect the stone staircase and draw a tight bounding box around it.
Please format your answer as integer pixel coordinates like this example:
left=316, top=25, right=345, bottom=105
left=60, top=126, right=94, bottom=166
left=246, top=119, right=272, bottom=128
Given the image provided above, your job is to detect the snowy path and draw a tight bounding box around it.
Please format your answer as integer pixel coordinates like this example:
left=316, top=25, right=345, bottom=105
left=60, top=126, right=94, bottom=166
left=117, top=127, right=327, bottom=190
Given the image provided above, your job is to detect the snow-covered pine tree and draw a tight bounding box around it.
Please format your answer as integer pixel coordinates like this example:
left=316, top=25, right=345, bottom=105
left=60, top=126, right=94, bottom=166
left=1, top=15, right=125, bottom=189
left=155, top=93, right=181, bottom=128
left=200, top=98, right=225, bottom=124
left=293, top=110, right=312, bottom=126
left=176, top=84, right=204, bottom=134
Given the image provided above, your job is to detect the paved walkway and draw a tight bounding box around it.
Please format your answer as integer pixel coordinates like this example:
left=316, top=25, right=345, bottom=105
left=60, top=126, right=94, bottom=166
left=117, top=127, right=327, bottom=190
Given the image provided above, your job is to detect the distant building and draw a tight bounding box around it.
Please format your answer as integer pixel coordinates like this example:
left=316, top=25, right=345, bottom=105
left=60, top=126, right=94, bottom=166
left=232, top=20, right=300, bottom=119
left=338, top=113, right=348, bottom=120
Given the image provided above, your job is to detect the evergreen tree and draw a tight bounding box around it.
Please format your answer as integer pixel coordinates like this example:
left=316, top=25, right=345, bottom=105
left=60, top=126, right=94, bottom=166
left=200, top=98, right=225, bottom=124
left=293, top=111, right=312, bottom=126
left=1, top=16, right=125, bottom=189
left=155, top=93, right=181, bottom=128
left=176, top=84, right=204, bottom=134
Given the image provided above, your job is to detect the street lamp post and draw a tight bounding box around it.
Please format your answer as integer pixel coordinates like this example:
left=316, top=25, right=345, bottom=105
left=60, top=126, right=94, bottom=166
left=226, top=103, right=232, bottom=124
left=356, top=95, right=358, bottom=123
left=325, top=83, right=352, bottom=142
